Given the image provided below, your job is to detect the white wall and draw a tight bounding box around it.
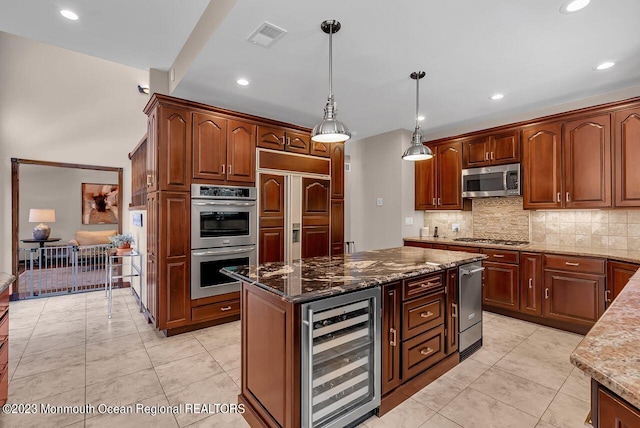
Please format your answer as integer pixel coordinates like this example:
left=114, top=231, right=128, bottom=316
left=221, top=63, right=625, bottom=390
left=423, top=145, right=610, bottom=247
left=349, top=129, right=423, bottom=251
left=0, top=32, right=149, bottom=272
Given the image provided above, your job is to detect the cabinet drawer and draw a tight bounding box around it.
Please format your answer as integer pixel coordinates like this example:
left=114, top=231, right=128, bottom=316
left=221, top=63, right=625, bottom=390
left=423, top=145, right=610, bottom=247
left=0, top=337, right=7, bottom=368
left=0, top=307, right=8, bottom=337
left=404, top=241, right=433, bottom=249
left=402, top=273, right=444, bottom=301
left=432, top=244, right=448, bottom=250
left=402, top=325, right=445, bottom=380
left=447, top=245, right=481, bottom=253
left=598, top=385, right=640, bottom=427
left=482, top=249, right=519, bottom=264
left=544, top=254, right=605, bottom=274
left=402, top=292, right=445, bottom=340
left=191, top=300, right=240, bottom=322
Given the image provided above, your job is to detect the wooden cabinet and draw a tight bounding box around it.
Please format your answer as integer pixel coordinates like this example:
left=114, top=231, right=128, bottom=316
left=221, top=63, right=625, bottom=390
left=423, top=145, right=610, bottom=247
left=258, top=174, right=285, bottom=263
left=330, top=199, right=344, bottom=256
left=415, top=141, right=464, bottom=210
left=146, top=192, right=158, bottom=324
left=146, top=107, right=158, bottom=192
left=520, top=252, right=543, bottom=316
left=302, top=178, right=330, bottom=259
left=462, top=130, right=520, bottom=168
left=543, top=267, right=605, bottom=330
left=154, top=105, right=192, bottom=192
left=563, top=114, right=611, bottom=208
left=330, top=143, right=344, bottom=199
left=227, top=120, right=256, bottom=183
left=483, top=261, right=519, bottom=310
left=259, top=228, right=285, bottom=264
left=257, top=125, right=310, bottom=155
left=606, top=261, right=639, bottom=303
left=614, top=107, right=640, bottom=207
left=596, top=384, right=640, bottom=428
left=446, top=268, right=459, bottom=355
left=522, top=123, right=563, bottom=209
left=382, top=282, right=401, bottom=395
left=192, top=112, right=227, bottom=181
left=310, top=140, right=331, bottom=158
left=0, top=285, right=9, bottom=406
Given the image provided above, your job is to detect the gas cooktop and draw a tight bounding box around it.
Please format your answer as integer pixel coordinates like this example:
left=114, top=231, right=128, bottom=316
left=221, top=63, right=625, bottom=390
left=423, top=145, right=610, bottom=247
left=453, top=237, right=530, bottom=246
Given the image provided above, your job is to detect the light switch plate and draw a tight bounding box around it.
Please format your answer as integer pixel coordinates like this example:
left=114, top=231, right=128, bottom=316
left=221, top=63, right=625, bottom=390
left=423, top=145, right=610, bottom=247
left=405, top=217, right=414, bottom=225
left=376, top=198, right=383, bottom=206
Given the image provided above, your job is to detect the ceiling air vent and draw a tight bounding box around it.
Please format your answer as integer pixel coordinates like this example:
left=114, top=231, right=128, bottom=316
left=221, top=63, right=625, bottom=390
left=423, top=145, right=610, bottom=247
left=247, top=22, right=287, bottom=48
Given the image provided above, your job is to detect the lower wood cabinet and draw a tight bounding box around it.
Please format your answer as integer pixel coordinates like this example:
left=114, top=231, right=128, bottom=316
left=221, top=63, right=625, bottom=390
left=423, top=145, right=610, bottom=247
left=482, top=261, right=519, bottom=310
left=259, top=228, right=285, bottom=264
left=520, top=252, right=543, bottom=316
left=543, top=269, right=606, bottom=328
left=606, top=261, right=639, bottom=303
left=401, top=325, right=446, bottom=380
left=595, top=382, right=640, bottom=428
left=446, top=268, right=459, bottom=355
left=382, top=282, right=401, bottom=395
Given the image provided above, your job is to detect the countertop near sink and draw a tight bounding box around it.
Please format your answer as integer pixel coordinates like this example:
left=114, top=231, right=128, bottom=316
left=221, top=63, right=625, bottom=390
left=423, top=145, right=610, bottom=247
left=571, top=269, right=640, bottom=409
left=0, top=272, right=14, bottom=294
left=221, top=246, right=486, bottom=303
left=404, top=236, right=640, bottom=264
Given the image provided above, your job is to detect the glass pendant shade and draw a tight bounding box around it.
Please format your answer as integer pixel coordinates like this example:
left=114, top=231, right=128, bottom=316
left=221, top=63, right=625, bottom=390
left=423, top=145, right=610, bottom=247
left=311, top=20, right=351, bottom=143
left=402, top=71, right=433, bottom=161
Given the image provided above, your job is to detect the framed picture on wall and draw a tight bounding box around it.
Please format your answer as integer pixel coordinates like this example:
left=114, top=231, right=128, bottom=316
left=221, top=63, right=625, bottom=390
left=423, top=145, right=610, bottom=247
left=82, top=183, right=119, bottom=224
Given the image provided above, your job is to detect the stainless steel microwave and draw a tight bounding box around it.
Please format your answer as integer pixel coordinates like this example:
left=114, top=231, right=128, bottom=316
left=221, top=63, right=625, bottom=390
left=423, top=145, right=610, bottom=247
left=461, top=163, right=521, bottom=198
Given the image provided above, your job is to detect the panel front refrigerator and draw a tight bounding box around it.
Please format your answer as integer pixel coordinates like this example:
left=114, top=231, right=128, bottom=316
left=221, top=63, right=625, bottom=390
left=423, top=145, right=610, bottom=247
left=301, top=287, right=381, bottom=428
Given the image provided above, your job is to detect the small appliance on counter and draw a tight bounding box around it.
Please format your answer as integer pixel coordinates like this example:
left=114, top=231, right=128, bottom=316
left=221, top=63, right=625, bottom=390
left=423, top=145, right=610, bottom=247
left=458, top=262, right=484, bottom=360
left=420, top=227, right=430, bottom=238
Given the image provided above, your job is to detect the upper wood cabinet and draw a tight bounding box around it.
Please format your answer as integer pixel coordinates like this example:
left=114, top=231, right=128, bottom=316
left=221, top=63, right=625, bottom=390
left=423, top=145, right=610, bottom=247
left=227, top=120, right=256, bottom=183
left=462, top=130, right=520, bottom=168
left=563, top=114, right=611, bottom=208
left=150, top=105, right=191, bottom=192
left=614, top=107, right=640, bottom=207
left=192, top=112, right=227, bottom=181
left=257, top=125, right=311, bottom=155
left=522, top=123, right=563, bottom=209
left=330, top=143, right=344, bottom=199
left=259, top=174, right=285, bottom=228
left=310, top=141, right=331, bottom=157
left=415, top=141, right=463, bottom=210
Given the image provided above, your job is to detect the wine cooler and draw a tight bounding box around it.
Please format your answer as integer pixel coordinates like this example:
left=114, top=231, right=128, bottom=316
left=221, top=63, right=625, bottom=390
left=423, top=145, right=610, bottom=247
left=301, top=287, right=381, bottom=428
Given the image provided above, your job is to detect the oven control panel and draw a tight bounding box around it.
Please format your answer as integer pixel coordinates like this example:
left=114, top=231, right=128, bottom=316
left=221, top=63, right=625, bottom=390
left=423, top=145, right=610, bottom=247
left=192, top=184, right=256, bottom=200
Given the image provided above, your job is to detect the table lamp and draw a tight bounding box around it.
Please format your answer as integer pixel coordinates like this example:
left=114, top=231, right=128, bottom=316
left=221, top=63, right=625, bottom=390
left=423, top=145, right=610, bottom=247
left=29, top=209, right=56, bottom=240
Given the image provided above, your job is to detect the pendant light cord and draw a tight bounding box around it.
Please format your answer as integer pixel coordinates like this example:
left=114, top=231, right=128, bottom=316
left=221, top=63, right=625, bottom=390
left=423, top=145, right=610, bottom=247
left=328, top=21, right=333, bottom=99
left=415, top=76, right=420, bottom=130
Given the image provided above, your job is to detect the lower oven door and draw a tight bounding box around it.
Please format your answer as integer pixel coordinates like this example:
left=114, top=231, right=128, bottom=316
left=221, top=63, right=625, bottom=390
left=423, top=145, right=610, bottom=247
left=191, top=246, right=256, bottom=300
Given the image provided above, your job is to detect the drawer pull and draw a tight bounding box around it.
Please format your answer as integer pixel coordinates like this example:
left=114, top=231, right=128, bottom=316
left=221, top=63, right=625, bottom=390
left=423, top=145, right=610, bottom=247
left=390, top=328, right=397, bottom=347
left=605, top=289, right=612, bottom=304
left=565, top=262, right=580, bottom=266
left=220, top=306, right=233, bottom=311
left=420, top=347, right=434, bottom=356
left=432, top=198, right=436, bottom=206
left=420, top=282, right=438, bottom=288
left=420, top=311, right=434, bottom=318
left=557, top=192, right=561, bottom=203
left=493, top=254, right=505, bottom=258
left=528, top=278, right=533, bottom=289
left=545, top=288, right=549, bottom=299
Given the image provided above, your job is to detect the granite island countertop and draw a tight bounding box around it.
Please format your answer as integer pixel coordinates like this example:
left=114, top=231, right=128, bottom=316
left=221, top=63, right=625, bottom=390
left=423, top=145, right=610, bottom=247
left=404, top=236, right=640, bottom=264
left=0, top=272, right=14, bottom=294
left=571, top=269, right=640, bottom=409
left=221, top=246, right=486, bottom=303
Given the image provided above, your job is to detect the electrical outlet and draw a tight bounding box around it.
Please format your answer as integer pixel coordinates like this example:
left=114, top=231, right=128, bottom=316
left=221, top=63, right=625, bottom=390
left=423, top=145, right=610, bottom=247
left=452, top=223, right=460, bottom=232
left=405, top=217, right=414, bottom=225
left=376, top=198, right=383, bottom=206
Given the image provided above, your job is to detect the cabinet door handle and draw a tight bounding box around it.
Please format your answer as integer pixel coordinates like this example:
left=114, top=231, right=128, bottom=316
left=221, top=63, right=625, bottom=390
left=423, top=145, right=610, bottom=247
left=565, top=262, right=579, bottom=266
left=147, top=174, right=153, bottom=187
left=286, top=136, right=291, bottom=146
left=545, top=288, right=549, bottom=299
left=228, top=165, right=233, bottom=175
left=390, top=328, right=397, bottom=347
left=529, top=278, right=533, bottom=289
left=420, top=347, right=434, bottom=356
left=452, top=303, right=458, bottom=318
left=220, top=306, right=232, bottom=311
left=221, top=164, right=225, bottom=174
left=494, top=254, right=505, bottom=258
left=437, top=198, right=441, bottom=206
left=420, top=311, right=434, bottom=318
left=491, top=152, right=495, bottom=160
left=485, top=152, right=489, bottom=161
left=557, top=192, right=561, bottom=203
left=566, top=192, right=570, bottom=202
left=605, top=289, right=612, bottom=304
left=281, top=135, right=286, bottom=146
left=433, top=198, right=436, bottom=206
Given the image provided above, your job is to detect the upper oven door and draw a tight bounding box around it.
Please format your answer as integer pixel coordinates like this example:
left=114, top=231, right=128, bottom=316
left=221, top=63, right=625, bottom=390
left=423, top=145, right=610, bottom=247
left=191, top=199, right=257, bottom=249
left=461, top=163, right=520, bottom=198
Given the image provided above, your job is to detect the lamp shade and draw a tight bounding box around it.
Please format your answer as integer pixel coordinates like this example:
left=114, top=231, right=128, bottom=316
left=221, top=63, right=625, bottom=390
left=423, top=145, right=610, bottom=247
left=29, top=209, right=56, bottom=223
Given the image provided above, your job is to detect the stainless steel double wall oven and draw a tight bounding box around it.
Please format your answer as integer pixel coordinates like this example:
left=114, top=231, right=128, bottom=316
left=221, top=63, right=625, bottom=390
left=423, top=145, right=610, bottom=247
left=190, top=184, right=256, bottom=299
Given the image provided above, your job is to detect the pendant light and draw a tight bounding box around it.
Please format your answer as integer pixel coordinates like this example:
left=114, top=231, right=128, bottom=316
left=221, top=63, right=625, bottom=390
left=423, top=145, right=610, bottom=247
left=402, top=71, right=434, bottom=161
left=311, top=20, right=351, bottom=143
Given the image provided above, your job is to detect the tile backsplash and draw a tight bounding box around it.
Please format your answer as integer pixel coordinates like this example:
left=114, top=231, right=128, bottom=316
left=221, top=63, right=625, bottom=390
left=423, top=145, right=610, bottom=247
left=423, top=196, right=640, bottom=250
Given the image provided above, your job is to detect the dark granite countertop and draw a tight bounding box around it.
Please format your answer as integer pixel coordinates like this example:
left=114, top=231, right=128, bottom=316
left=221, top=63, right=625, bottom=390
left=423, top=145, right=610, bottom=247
left=221, top=246, right=486, bottom=303
left=0, top=272, right=15, bottom=294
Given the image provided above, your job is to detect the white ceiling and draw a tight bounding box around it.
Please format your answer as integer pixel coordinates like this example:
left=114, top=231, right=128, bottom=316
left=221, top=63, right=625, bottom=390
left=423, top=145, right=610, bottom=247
left=2, top=0, right=640, bottom=142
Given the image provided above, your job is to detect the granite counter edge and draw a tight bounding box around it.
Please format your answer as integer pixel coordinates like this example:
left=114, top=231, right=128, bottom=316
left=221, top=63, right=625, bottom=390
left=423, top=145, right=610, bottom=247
left=0, top=273, right=15, bottom=294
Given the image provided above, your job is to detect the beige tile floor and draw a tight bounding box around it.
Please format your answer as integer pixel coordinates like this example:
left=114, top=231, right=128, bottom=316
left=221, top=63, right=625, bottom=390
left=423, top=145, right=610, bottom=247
left=0, top=290, right=590, bottom=428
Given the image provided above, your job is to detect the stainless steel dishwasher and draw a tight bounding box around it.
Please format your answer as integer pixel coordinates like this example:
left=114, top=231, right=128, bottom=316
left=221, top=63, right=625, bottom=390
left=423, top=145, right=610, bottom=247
left=301, top=287, right=381, bottom=428
left=459, top=262, right=484, bottom=360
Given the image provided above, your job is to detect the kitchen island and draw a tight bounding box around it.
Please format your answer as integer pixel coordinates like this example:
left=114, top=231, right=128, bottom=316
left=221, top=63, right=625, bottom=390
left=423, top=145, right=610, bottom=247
left=222, top=246, right=486, bottom=428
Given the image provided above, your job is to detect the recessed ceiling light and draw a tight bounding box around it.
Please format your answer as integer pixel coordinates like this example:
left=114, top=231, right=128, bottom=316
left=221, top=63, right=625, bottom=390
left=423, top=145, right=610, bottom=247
left=491, top=94, right=504, bottom=100
left=595, top=61, right=615, bottom=70
left=418, top=116, right=425, bottom=121
left=560, top=0, right=590, bottom=13
left=60, top=9, right=79, bottom=20
left=236, top=78, right=249, bottom=86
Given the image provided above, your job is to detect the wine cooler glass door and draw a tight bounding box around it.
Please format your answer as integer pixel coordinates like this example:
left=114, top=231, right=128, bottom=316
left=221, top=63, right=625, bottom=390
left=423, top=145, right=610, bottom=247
left=301, top=287, right=381, bottom=428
